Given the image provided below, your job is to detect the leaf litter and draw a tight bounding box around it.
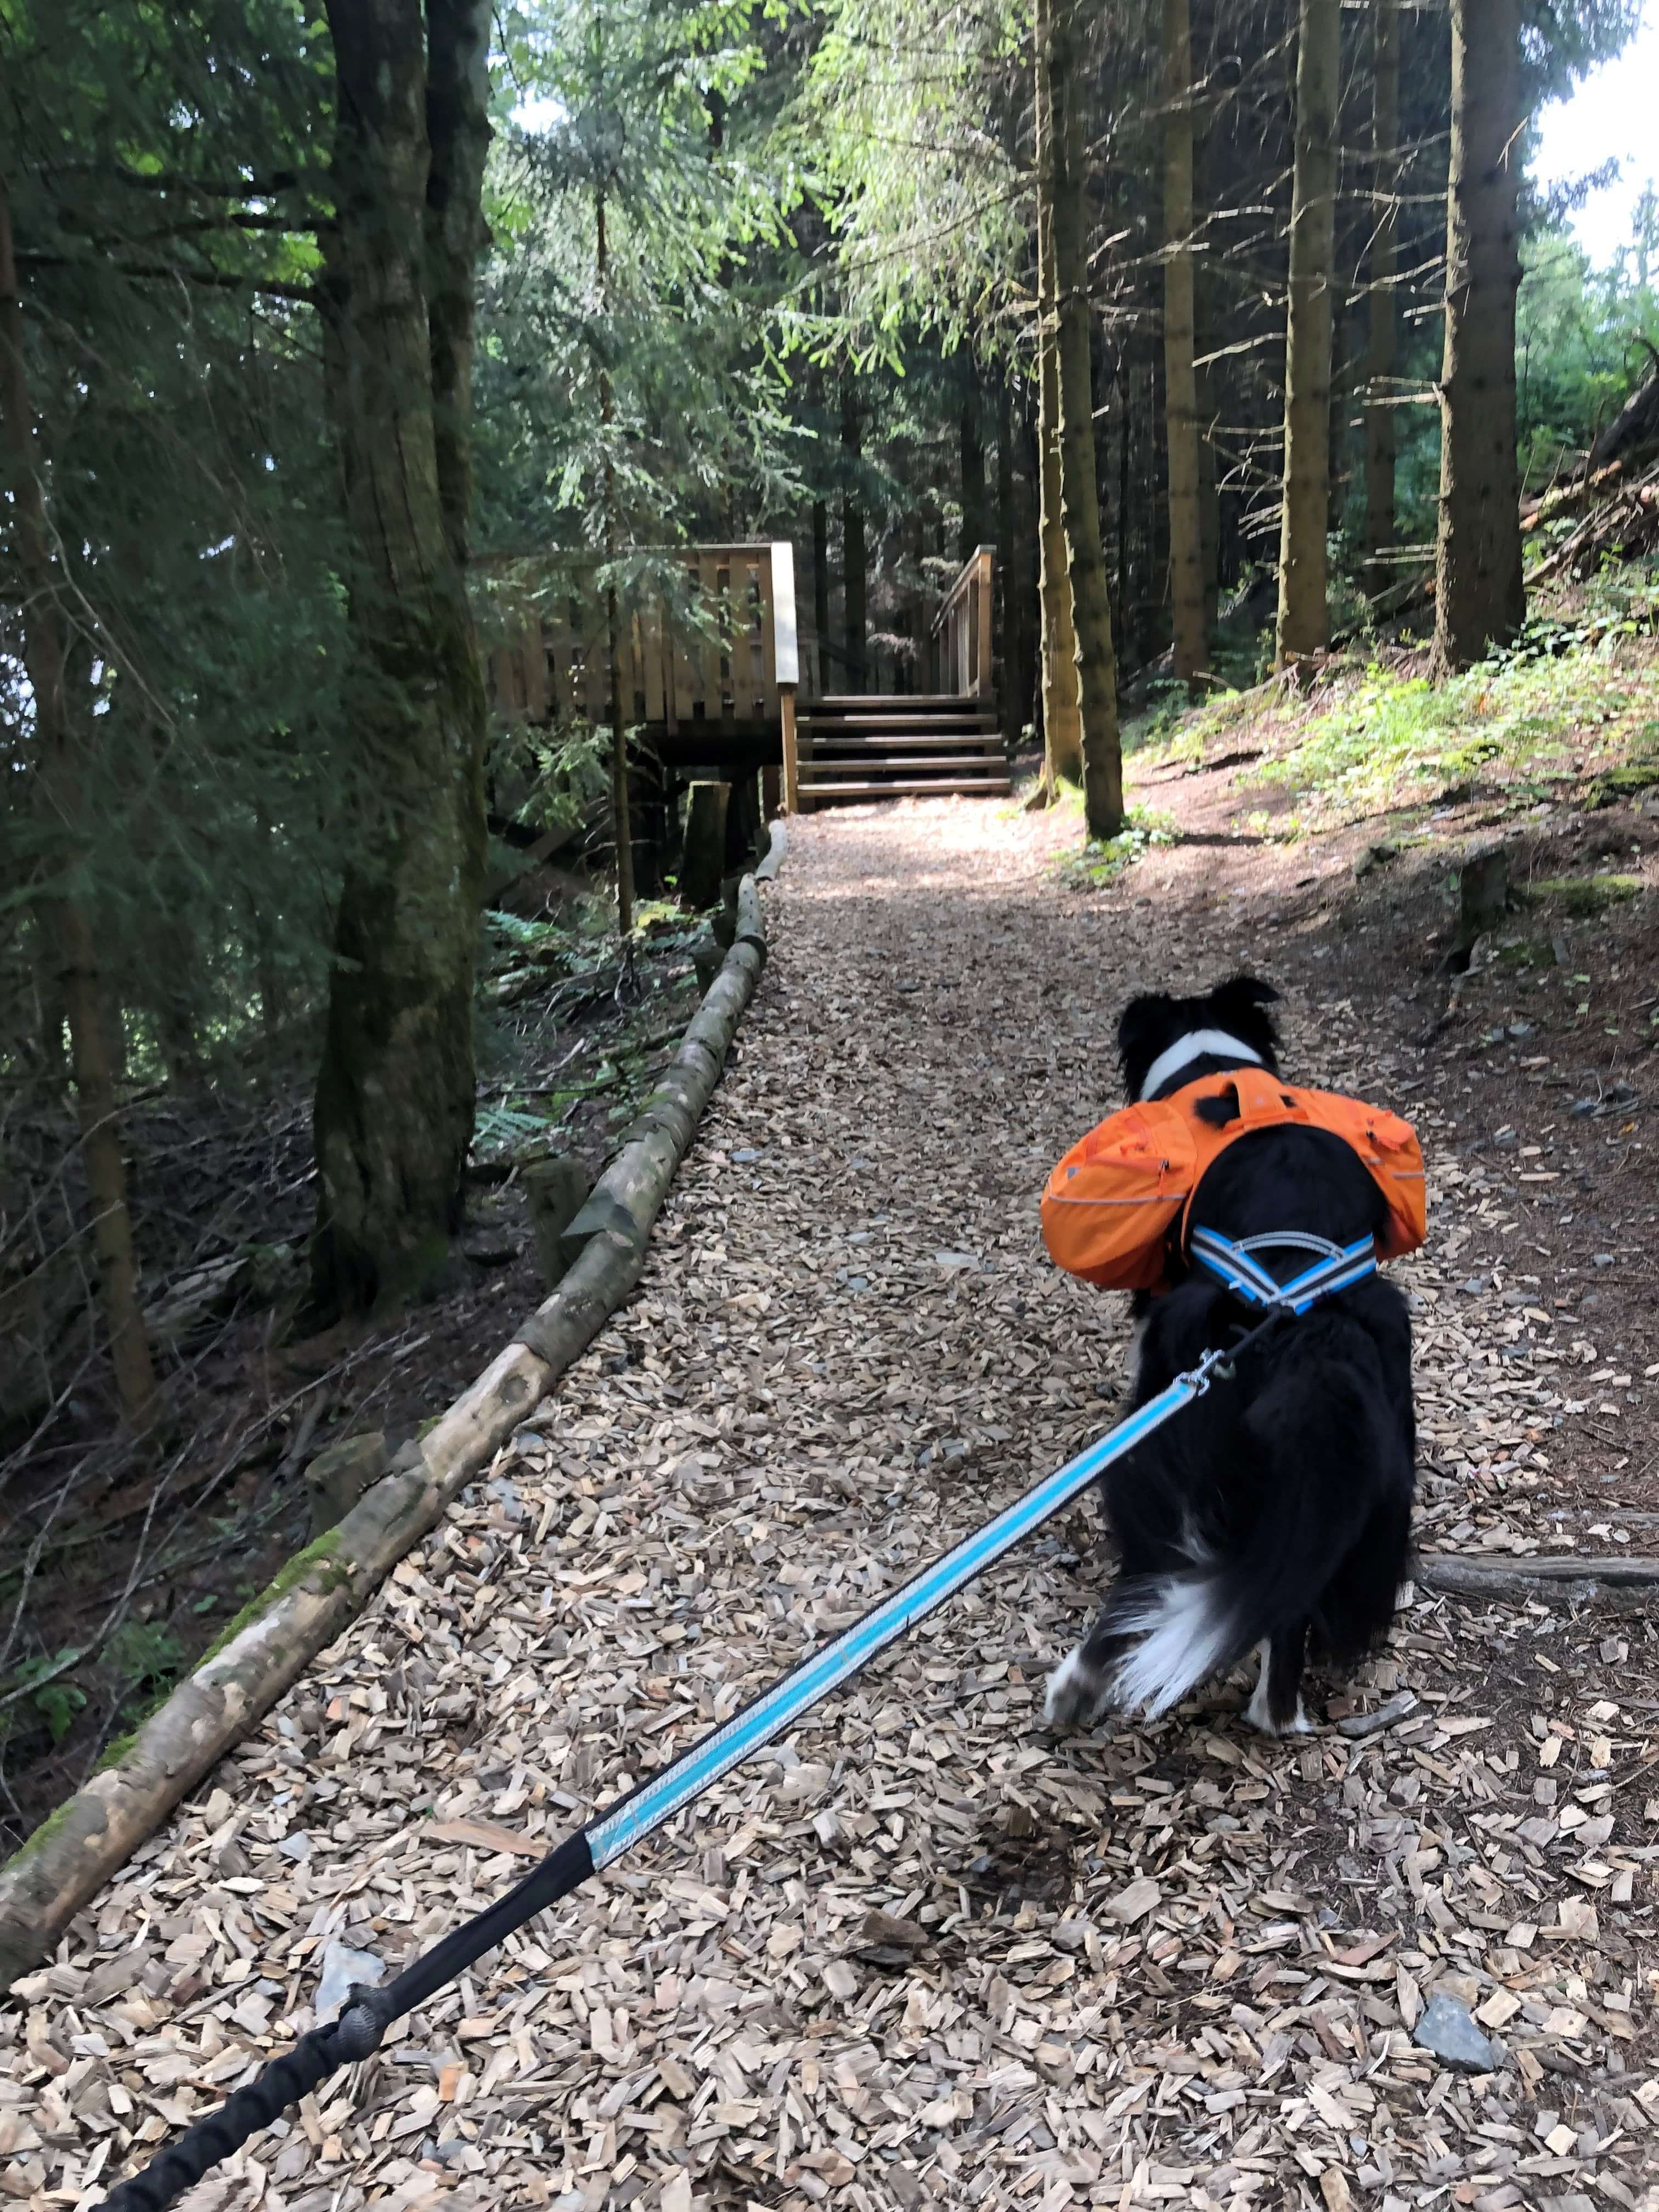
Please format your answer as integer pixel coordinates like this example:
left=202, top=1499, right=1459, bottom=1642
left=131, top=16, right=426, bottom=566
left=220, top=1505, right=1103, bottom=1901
left=3, top=797, right=1657, bottom=2212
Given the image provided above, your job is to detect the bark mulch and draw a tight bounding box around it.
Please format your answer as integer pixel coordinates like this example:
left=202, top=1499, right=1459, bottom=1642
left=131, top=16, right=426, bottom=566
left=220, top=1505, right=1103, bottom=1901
left=3, top=798, right=1657, bottom=2212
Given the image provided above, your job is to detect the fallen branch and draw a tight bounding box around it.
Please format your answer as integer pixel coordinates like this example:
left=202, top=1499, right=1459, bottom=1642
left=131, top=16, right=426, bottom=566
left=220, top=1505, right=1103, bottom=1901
left=1417, top=1550, right=1659, bottom=1596
left=0, top=873, right=773, bottom=1990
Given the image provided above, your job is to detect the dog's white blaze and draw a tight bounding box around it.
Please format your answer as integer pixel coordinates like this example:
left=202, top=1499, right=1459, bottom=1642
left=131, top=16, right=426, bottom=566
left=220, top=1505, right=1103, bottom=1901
left=1109, top=1574, right=1234, bottom=1717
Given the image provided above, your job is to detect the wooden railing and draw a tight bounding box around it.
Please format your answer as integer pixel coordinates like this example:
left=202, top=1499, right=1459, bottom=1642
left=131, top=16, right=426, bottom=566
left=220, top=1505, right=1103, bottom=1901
left=932, top=544, right=995, bottom=698
left=488, top=543, right=799, bottom=749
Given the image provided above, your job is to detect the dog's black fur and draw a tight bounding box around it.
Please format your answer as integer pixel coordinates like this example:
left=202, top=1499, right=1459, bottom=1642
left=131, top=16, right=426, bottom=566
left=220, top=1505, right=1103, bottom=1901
left=1044, top=974, right=1416, bottom=1737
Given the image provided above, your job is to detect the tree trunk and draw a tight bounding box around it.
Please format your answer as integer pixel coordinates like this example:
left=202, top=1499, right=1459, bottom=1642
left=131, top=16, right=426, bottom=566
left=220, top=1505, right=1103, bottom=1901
left=424, top=0, right=491, bottom=568
left=1163, top=0, right=1207, bottom=685
left=1431, top=0, right=1525, bottom=673
left=1327, top=276, right=1350, bottom=532
left=250, top=802, right=287, bottom=1046
left=596, top=188, right=634, bottom=943
left=1116, top=357, right=1132, bottom=634
left=812, top=495, right=830, bottom=692
left=1035, top=143, right=1082, bottom=788
left=1274, top=0, right=1340, bottom=668
left=960, top=366, right=986, bottom=558
left=0, top=187, right=161, bottom=1435
left=840, top=375, right=867, bottom=692
left=1041, top=0, right=1123, bottom=836
left=997, top=373, right=1023, bottom=751
left=1198, top=365, right=1221, bottom=630
left=1363, top=0, right=1400, bottom=596
left=311, top=0, right=490, bottom=1318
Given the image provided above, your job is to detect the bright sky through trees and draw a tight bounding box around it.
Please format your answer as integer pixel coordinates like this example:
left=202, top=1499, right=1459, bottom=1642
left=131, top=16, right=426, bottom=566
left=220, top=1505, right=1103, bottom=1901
left=1533, top=0, right=1657, bottom=264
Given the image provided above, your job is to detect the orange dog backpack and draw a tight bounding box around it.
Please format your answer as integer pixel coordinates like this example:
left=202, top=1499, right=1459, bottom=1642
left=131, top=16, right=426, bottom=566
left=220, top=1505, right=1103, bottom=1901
left=1040, top=1064, right=1425, bottom=1294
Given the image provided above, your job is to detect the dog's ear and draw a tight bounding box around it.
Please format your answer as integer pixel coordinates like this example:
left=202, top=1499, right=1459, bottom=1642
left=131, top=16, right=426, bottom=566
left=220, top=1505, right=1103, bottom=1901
left=1207, top=973, right=1282, bottom=1067
left=1117, top=992, right=1176, bottom=1098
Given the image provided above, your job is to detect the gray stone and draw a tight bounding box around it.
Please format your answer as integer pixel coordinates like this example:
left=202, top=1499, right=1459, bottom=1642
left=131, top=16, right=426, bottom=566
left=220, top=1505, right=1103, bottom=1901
left=315, top=1938, right=385, bottom=2022
left=277, top=1831, right=313, bottom=1861
left=1352, top=840, right=1400, bottom=881
left=1413, top=1990, right=1497, bottom=2073
left=1594, top=1252, right=1615, bottom=1267
left=461, top=1220, right=518, bottom=1266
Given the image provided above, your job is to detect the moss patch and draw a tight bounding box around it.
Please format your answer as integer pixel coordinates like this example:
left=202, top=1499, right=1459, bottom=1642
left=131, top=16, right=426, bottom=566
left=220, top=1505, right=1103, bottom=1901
left=199, top=1527, right=349, bottom=1667
left=94, top=1728, right=140, bottom=1776
left=8, top=1793, right=83, bottom=1866
left=1523, top=873, right=1643, bottom=915
left=1587, top=761, right=1659, bottom=808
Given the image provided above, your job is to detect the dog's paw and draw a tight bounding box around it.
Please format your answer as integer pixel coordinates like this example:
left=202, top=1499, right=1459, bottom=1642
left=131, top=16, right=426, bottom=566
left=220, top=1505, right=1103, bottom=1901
left=1244, top=1676, right=1312, bottom=1737
left=1043, top=1646, right=1113, bottom=1730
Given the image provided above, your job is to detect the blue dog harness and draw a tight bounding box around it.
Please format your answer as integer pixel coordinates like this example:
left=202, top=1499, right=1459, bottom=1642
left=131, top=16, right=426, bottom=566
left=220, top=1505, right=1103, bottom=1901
left=1188, top=1227, right=1379, bottom=1313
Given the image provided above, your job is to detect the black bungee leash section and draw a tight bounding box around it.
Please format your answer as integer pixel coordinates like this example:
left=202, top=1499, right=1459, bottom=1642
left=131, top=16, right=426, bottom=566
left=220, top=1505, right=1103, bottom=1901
left=93, top=1296, right=1323, bottom=2212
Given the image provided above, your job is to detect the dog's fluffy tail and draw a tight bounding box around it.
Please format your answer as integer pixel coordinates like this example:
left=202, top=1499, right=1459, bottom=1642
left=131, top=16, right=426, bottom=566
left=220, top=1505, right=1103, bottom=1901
left=1105, top=1348, right=1390, bottom=1718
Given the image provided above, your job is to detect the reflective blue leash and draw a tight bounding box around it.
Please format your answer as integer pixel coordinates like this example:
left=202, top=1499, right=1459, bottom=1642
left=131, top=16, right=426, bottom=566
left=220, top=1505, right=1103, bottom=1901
left=98, top=1267, right=1358, bottom=2209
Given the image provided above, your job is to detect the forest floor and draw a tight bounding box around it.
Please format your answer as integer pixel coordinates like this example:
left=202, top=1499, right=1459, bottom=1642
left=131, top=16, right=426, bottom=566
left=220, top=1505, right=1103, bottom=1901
left=6, top=621, right=1659, bottom=2212
left=0, top=901, right=709, bottom=1847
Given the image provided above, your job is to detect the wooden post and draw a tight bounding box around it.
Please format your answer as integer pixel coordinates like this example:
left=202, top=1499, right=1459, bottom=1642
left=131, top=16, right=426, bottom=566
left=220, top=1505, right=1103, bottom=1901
left=977, top=546, right=994, bottom=698
left=780, top=684, right=799, bottom=814
left=770, top=543, right=800, bottom=813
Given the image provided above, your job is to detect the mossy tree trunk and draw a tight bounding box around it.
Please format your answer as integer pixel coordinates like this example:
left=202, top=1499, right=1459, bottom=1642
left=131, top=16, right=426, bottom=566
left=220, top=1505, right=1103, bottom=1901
left=840, top=374, right=867, bottom=692
left=1162, top=0, right=1207, bottom=686
left=812, top=494, right=830, bottom=692
left=1274, top=0, right=1340, bottom=668
left=1035, top=139, right=1082, bottom=789
left=1363, top=0, right=1400, bottom=596
left=596, top=185, right=634, bottom=943
left=311, top=0, right=492, bottom=1319
left=996, top=371, right=1025, bottom=751
left=1431, top=0, right=1525, bottom=673
left=1, top=186, right=160, bottom=1435
left=960, top=363, right=986, bottom=560
left=1041, top=0, right=1124, bottom=836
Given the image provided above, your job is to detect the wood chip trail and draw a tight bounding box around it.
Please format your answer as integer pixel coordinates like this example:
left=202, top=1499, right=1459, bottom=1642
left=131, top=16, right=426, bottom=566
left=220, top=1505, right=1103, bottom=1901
left=5, top=800, right=1657, bottom=2212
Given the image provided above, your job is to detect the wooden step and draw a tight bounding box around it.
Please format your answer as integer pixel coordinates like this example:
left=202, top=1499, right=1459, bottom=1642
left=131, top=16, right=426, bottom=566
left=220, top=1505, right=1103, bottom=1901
left=812, top=693, right=982, bottom=710
left=801, top=719, right=998, bottom=738
left=802, top=706, right=998, bottom=725
left=802, top=753, right=1009, bottom=776
left=798, top=777, right=1012, bottom=803
left=798, top=733, right=1004, bottom=755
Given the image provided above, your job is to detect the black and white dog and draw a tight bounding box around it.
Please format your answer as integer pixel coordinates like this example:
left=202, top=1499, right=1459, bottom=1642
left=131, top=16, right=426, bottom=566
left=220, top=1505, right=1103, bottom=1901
left=1043, top=974, right=1416, bottom=1737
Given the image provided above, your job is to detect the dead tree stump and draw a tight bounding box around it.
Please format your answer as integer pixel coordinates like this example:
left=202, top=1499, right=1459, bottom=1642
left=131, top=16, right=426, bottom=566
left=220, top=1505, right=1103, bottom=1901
left=1457, top=842, right=1509, bottom=952
left=523, top=1156, right=591, bottom=1287
left=725, top=768, right=763, bottom=873
left=304, top=1432, right=388, bottom=1539
left=681, top=781, right=730, bottom=909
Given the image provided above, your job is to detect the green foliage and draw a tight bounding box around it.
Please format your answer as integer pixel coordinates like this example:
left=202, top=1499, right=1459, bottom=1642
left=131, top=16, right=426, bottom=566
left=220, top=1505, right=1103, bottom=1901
left=104, top=1621, right=186, bottom=1699
left=1517, top=221, right=1659, bottom=488
left=5, top=1649, right=87, bottom=1745
left=1058, top=808, right=1179, bottom=888
left=1, top=0, right=356, bottom=1083
left=1256, top=633, right=1659, bottom=823
left=795, top=0, right=1029, bottom=354
left=477, top=0, right=808, bottom=565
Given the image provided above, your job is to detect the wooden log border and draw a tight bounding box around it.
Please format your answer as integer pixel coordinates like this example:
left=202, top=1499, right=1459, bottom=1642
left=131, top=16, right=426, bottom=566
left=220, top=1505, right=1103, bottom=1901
left=1415, top=1550, right=1659, bottom=1598
left=0, top=872, right=775, bottom=1989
